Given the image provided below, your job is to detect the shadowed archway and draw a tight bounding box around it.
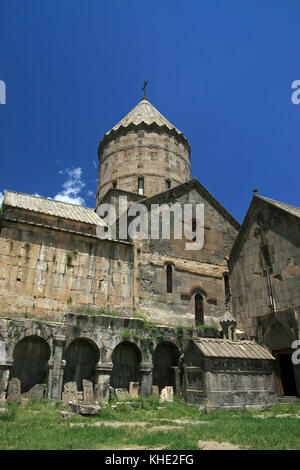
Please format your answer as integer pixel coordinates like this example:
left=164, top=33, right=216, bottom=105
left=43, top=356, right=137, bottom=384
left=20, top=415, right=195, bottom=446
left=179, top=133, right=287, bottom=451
left=64, top=338, right=100, bottom=391
left=111, top=341, right=142, bottom=390
left=153, top=341, right=180, bottom=392
left=10, top=335, right=51, bottom=393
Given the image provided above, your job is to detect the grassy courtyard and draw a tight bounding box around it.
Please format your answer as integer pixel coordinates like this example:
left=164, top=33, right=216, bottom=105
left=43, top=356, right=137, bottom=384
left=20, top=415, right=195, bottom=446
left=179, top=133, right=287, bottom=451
left=0, top=398, right=299, bottom=450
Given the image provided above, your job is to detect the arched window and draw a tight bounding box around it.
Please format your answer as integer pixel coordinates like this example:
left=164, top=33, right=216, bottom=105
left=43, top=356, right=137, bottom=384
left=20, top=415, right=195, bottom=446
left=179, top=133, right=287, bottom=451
left=112, top=180, right=117, bottom=189
left=195, top=293, right=204, bottom=325
left=192, top=219, right=197, bottom=242
left=224, top=274, right=231, bottom=305
left=138, top=177, right=144, bottom=196
left=165, top=179, right=171, bottom=190
left=166, top=264, right=172, bottom=293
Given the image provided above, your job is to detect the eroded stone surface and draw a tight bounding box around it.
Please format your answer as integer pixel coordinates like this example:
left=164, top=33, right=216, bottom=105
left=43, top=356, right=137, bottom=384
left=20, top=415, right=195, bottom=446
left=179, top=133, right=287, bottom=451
left=62, top=382, right=77, bottom=406
left=115, top=388, right=129, bottom=401
left=82, top=379, right=94, bottom=403
left=129, top=382, right=139, bottom=399
left=7, top=378, right=21, bottom=404
left=160, top=386, right=174, bottom=403
left=68, top=401, right=101, bottom=416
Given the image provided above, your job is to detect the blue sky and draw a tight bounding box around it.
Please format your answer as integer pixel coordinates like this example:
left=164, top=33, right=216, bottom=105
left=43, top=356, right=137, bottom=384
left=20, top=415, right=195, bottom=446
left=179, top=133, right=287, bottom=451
left=1, top=0, right=300, bottom=222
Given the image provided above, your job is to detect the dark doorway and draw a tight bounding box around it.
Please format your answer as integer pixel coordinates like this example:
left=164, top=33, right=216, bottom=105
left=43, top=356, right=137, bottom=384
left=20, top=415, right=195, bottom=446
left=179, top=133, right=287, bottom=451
left=273, top=349, right=297, bottom=396
left=64, top=338, right=99, bottom=391
left=278, top=353, right=297, bottom=396
left=153, top=342, right=180, bottom=393
left=11, top=336, right=51, bottom=393
left=111, top=341, right=142, bottom=389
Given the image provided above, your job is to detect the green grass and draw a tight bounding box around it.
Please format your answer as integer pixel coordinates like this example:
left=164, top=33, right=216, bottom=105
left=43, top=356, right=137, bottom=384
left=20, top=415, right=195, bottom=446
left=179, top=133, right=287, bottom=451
left=0, top=399, right=299, bottom=450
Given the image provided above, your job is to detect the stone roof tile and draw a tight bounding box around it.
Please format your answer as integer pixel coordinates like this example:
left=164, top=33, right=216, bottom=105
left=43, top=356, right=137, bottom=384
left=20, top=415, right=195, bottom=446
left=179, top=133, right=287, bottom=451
left=194, top=338, right=274, bottom=360
left=104, top=97, right=184, bottom=139
left=4, top=191, right=106, bottom=226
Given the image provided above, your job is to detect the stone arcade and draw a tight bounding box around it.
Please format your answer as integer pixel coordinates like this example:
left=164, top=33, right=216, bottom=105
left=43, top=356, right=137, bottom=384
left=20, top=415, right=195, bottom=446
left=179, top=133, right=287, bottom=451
left=0, top=93, right=299, bottom=409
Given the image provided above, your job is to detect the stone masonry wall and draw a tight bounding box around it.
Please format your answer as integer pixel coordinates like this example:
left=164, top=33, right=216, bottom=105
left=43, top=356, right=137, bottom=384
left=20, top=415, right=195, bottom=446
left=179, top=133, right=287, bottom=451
left=96, top=127, right=190, bottom=203
left=0, top=218, right=134, bottom=320
left=229, top=198, right=300, bottom=340
left=133, top=187, right=239, bottom=326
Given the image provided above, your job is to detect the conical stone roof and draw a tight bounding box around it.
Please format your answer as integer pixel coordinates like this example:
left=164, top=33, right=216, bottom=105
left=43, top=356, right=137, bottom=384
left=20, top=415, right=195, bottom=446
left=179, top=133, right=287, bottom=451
left=102, top=97, right=187, bottom=142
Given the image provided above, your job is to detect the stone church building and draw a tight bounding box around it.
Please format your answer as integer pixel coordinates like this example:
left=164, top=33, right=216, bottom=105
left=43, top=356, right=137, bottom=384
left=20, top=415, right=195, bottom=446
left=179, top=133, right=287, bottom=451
left=0, top=94, right=299, bottom=409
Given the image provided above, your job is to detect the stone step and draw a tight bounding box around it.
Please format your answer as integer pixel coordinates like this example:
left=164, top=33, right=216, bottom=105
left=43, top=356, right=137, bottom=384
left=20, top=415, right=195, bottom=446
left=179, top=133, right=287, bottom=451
left=277, top=396, right=300, bottom=404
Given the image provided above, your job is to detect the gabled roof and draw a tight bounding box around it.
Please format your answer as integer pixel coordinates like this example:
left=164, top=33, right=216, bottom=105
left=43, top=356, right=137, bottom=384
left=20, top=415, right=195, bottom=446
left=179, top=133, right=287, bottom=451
left=193, top=338, right=274, bottom=360
left=256, top=194, right=300, bottom=219
left=3, top=190, right=106, bottom=226
left=135, top=178, right=241, bottom=231
left=229, top=192, right=300, bottom=263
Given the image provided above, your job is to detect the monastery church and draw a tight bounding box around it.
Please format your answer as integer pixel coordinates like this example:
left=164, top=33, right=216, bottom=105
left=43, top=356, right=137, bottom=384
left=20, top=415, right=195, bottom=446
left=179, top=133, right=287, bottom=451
left=0, top=93, right=299, bottom=409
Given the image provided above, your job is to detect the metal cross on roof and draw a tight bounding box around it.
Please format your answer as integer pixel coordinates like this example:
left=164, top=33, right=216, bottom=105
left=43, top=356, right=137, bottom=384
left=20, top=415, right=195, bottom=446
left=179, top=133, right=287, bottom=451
left=142, top=81, right=148, bottom=98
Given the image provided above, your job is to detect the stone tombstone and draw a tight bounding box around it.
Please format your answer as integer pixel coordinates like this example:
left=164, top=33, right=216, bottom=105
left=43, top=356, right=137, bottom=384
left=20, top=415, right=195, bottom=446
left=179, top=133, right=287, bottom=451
left=0, top=340, right=5, bottom=363
left=7, top=378, right=21, bottom=404
left=109, top=386, right=116, bottom=401
left=160, top=386, right=174, bottom=403
left=62, top=382, right=77, bottom=406
left=129, top=381, right=139, bottom=399
left=29, top=384, right=44, bottom=403
left=68, top=401, right=101, bottom=416
left=82, top=379, right=94, bottom=403
left=114, top=388, right=129, bottom=401
left=152, top=385, right=159, bottom=397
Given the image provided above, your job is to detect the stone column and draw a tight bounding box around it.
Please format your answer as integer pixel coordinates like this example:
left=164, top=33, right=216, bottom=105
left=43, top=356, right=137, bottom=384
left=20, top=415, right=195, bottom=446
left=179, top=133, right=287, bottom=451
left=220, top=311, right=237, bottom=340
left=138, top=364, right=153, bottom=397
left=170, top=366, right=181, bottom=397
left=94, top=363, right=112, bottom=403
left=0, top=360, right=13, bottom=402
left=47, top=335, right=66, bottom=400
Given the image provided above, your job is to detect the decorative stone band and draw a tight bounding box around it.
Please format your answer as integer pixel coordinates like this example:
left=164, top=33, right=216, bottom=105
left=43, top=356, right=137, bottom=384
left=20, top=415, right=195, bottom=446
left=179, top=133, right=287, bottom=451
left=138, top=364, right=153, bottom=373
left=95, top=363, right=113, bottom=373
left=0, top=360, right=13, bottom=368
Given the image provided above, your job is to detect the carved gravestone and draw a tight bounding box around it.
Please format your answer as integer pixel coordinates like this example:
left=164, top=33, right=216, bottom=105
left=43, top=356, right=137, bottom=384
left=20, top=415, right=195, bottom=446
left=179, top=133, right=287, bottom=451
left=129, top=381, right=139, bottom=399
left=82, top=379, right=94, bottom=403
left=115, top=388, right=129, bottom=400
left=29, top=384, right=44, bottom=402
left=159, top=386, right=174, bottom=403
left=7, top=378, right=21, bottom=404
left=62, top=382, right=77, bottom=406
left=152, top=385, right=159, bottom=397
left=109, top=386, right=116, bottom=401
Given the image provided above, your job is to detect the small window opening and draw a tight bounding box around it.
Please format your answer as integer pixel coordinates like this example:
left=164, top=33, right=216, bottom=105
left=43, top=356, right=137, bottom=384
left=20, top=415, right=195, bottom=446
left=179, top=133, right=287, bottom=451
left=192, top=219, right=197, bottom=242
left=261, top=245, right=272, bottom=269
left=166, top=264, right=173, bottom=293
left=195, top=293, right=204, bottom=325
left=224, top=274, right=231, bottom=305
left=138, top=177, right=144, bottom=196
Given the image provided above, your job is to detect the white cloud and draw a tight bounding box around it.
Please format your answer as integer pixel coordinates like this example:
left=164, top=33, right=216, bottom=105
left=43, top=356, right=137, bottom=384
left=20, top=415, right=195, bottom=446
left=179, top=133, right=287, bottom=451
left=0, top=192, right=4, bottom=205
left=53, top=168, right=86, bottom=205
